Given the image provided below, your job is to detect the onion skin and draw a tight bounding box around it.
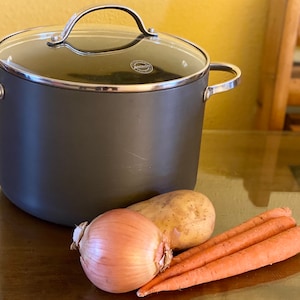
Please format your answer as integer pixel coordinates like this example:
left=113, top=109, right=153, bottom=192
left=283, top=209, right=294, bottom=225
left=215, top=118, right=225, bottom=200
left=71, top=209, right=172, bottom=293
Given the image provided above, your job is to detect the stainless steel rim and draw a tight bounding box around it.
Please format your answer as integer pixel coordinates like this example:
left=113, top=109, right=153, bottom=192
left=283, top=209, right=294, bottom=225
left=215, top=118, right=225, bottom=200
left=0, top=40, right=210, bottom=92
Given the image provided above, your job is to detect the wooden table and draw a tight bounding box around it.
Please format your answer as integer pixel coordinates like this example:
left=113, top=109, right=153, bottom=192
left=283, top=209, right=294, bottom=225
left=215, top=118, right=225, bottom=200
left=1, top=130, right=300, bottom=300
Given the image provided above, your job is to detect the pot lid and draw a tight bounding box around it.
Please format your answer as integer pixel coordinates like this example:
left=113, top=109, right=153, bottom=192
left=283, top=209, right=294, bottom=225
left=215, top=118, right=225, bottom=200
left=0, top=5, right=209, bottom=92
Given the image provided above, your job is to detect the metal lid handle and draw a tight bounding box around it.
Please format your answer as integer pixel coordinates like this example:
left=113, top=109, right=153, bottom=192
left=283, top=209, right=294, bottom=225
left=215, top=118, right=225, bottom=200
left=48, top=4, right=157, bottom=46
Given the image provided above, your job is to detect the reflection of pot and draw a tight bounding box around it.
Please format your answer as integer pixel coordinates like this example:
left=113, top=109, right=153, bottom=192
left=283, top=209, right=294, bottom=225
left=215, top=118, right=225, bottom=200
left=0, top=4, right=241, bottom=225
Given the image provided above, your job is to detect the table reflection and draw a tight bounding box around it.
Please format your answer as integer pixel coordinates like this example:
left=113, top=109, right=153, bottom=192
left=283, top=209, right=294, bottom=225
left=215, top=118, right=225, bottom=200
left=196, top=130, right=300, bottom=232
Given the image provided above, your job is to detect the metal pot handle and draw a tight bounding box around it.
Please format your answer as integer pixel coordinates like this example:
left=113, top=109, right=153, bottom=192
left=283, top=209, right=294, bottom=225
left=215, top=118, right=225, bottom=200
left=0, top=84, right=4, bottom=100
left=48, top=4, right=157, bottom=46
left=204, top=63, right=241, bottom=101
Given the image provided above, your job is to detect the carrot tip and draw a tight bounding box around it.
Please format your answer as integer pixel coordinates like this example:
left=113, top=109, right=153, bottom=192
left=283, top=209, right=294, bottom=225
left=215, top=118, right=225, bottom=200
left=136, top=290, right=146, bottom=297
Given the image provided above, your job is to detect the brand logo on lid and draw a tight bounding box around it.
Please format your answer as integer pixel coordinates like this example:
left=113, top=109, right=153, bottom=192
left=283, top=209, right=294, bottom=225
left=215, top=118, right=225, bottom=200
left=130, top=60, right=153, bottom=74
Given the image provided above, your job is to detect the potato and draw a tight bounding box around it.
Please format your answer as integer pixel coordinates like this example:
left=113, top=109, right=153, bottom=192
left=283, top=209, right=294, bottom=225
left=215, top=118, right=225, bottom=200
left=127, top=190, right=215, bottom=251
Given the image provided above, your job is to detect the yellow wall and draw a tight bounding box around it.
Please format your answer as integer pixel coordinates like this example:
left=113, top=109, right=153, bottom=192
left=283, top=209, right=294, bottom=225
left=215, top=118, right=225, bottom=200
left=0, top=0, right=269, bottom=129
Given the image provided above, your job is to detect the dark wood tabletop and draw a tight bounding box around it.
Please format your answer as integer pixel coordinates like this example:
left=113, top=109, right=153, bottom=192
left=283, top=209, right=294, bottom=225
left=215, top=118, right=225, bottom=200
left=1, top=130, right=300, bottom=300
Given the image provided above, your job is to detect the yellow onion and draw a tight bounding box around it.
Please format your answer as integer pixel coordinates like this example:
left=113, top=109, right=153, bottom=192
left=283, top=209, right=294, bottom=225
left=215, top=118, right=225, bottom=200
left=71, top=208, right=172, bottom=293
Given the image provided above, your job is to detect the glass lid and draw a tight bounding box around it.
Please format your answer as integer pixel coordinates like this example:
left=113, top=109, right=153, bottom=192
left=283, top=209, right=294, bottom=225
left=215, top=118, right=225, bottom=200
left=0, top=5, right=209, bottom=92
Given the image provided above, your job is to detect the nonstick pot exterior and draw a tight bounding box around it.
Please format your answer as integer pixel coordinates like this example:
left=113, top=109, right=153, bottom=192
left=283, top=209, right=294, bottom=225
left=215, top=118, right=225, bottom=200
left=0, top=70, right=207, bottom=225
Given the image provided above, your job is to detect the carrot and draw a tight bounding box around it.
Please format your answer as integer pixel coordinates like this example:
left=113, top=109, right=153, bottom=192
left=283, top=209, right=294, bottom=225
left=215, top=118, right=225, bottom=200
left=171, top=207, right=292, bottom=265
left=137, top=215, right=296, bottom=295
left=137, top=226, right=300, bottom=297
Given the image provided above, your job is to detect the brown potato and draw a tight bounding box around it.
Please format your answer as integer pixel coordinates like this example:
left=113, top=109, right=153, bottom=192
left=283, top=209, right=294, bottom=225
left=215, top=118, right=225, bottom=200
left=128, top=190, right=215, bottom=251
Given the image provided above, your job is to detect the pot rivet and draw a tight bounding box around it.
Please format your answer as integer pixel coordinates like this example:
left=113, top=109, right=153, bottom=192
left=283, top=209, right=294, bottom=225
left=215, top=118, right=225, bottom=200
left=0, top=84, right=4, bottom=100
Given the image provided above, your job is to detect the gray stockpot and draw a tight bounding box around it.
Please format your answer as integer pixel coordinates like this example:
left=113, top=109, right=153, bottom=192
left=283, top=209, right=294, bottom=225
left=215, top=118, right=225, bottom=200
left=0, top=5, right=241, bottom=226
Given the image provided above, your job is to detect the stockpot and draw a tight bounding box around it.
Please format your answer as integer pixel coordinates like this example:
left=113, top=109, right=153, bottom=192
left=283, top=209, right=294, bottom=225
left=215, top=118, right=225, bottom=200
left=0, top=5, right=241, bottom=225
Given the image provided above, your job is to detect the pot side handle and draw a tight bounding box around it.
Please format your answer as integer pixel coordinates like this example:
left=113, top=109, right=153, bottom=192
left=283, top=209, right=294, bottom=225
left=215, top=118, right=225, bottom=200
left=0, top=84, right=4, bottom=100
left=204, top=63, right=241, bottom=101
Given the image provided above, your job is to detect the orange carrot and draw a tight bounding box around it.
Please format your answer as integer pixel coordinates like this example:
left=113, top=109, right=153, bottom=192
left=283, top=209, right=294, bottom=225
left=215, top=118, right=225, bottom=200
left=137, top=215, right=296, bottom=295
left=137, top=226, right=300, bottom=297
left=171, top=207, right=292, bottom=265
